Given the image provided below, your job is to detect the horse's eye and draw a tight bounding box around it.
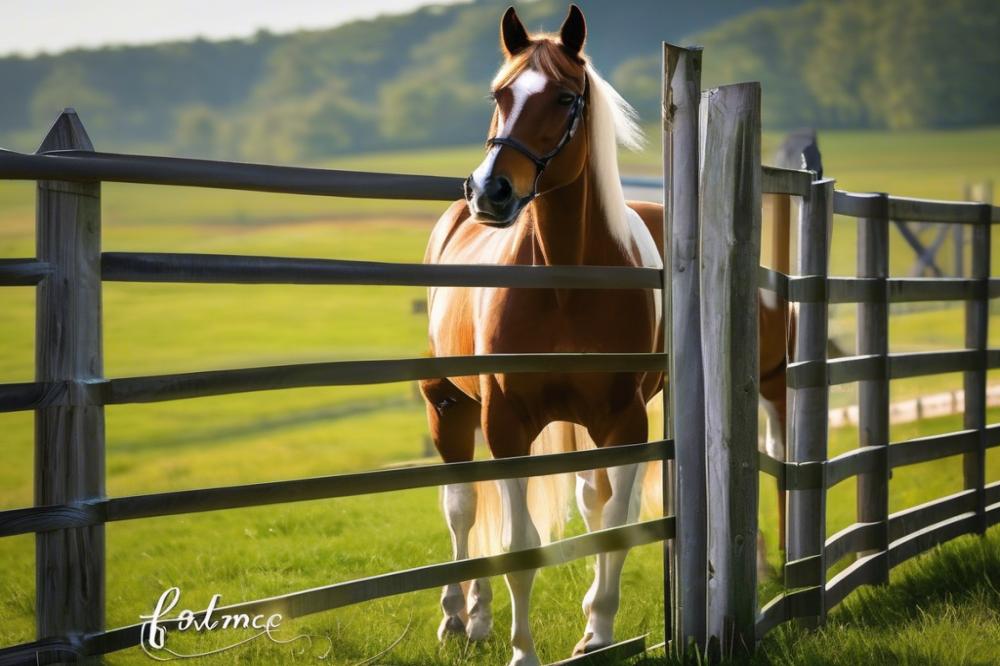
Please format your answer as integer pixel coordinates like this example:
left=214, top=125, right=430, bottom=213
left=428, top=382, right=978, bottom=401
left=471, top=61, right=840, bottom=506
left=557, top=93, right=576, bottom=106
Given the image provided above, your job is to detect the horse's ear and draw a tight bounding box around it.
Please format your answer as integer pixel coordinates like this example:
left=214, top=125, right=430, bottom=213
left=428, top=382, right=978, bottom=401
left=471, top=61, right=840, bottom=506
left=500, top=6, right=531, bottom=58
left=559, top=4, right=586, bottom=58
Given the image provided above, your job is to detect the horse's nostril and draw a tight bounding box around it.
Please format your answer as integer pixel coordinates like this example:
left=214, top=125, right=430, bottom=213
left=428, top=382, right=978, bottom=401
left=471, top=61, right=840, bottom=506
left=485, top=177, right=513, bottom=204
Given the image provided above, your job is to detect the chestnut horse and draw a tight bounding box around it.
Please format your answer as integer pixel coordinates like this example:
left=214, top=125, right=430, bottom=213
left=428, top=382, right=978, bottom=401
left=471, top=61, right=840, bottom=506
left=420, top=6, right=790, bottom=665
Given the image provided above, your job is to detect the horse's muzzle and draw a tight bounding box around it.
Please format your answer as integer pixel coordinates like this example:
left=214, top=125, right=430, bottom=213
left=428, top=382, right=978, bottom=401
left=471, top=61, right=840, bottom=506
left=466, top=175, right=521, bottom=228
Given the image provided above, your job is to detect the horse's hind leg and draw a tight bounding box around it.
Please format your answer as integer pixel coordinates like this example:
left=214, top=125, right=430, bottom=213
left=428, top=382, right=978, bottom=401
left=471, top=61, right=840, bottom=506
left=575, top=401, right=647, bottom=656
left=575, top=468, right=610, bottom=621
left=482, top=395, right=542, bottom=666
left=420, top=378, right=488, bottom=641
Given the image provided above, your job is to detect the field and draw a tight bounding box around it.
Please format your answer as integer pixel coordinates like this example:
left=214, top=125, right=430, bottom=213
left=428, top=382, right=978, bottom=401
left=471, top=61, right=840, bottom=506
left=1, top=127, right=999, bottom=664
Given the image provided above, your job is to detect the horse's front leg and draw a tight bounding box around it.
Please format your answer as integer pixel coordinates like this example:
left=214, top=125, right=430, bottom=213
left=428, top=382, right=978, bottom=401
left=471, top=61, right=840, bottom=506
left=575, top=399, right=647, bottom=656
left=420, top=379, right=489, bottom=641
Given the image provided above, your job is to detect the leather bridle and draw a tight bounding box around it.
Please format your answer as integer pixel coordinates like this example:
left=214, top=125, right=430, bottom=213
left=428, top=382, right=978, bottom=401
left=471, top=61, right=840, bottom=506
left=473, top=76, right=588, bottom=210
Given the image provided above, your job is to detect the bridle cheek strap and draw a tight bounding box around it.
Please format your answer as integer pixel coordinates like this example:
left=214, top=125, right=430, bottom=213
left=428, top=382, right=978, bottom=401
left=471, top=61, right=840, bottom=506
left=484, top=78, right=587, bottom=208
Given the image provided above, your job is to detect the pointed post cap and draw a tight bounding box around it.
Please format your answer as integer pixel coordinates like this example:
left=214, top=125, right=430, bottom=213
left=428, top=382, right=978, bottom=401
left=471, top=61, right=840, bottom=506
left=37, top=108, right=94, bottom=154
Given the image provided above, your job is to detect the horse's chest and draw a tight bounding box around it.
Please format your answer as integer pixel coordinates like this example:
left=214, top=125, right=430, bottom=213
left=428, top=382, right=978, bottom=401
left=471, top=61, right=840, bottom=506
left=474, top=288, right=652, bottom=353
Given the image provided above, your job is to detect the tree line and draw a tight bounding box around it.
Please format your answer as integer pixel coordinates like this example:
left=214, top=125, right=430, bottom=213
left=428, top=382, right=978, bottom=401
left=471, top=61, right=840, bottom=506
left=1, top=0, right=995, bottom=163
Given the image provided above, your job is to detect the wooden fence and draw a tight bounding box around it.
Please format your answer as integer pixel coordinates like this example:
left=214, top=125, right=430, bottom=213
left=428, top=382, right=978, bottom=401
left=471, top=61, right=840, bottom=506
left=1, top=40, right=999, bottom=665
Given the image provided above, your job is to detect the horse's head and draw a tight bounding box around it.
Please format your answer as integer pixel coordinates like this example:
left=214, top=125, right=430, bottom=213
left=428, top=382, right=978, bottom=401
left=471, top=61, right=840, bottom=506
left=465, top=5, right=590, bottom=227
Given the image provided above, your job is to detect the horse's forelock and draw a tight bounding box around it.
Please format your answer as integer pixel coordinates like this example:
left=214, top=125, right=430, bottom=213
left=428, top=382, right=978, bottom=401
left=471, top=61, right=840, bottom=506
left=491, top=38, right=586, bottom=92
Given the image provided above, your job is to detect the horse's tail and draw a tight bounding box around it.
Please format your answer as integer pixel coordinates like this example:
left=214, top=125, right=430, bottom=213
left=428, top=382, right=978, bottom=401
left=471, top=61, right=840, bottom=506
left=640, top=392, right=666, bottom=518
left=468, top=401, right=667, bottom=557
left=468, top=422, right=577, bottom=557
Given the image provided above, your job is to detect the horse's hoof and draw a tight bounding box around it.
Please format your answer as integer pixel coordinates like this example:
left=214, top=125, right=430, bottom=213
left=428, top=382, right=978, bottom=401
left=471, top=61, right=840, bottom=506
left=466, top=614, right=493, bottom=641
left=572, top=633, right=612, bottom=656
left=508, top=651, right=541, bottom=666
left=437, top=615, right=466, bottom=642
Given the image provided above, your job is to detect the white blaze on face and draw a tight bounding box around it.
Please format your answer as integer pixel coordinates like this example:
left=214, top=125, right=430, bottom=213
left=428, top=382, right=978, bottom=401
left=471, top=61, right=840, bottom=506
left=470, top=68, right=549, bottom=190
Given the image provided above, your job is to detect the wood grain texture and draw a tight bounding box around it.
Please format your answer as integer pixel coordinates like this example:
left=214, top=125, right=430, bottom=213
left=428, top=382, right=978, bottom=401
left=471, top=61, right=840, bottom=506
left=0, top=258, right=53, bottom=286
left=34, top=109, right=105, bottom=643
left=0, top=147, right=464, bottom=201
left=888, top=489, right=978, bottom=542
left=824, top=521, right=882, bottom=568
left=787, top=179, right=833, bottom=624
left=101, top=252, right=661, bottom=289
left=103, top=353, right=668, bottom=404
left=855, top=193, right=890, bottom=581
left=698, top=82, right=761, bottom=656
left=663, top=41, right=705, bottom=654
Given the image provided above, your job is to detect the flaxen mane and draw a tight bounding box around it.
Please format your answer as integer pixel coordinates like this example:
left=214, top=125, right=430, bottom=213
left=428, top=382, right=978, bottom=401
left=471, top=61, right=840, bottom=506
left=490, top=39, right=644, bottom=249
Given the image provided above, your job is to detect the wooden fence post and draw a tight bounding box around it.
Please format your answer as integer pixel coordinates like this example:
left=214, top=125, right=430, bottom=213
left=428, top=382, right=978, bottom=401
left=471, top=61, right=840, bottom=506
left=662, top=41, right=705, bottom=656
left=964, top=204, right=991, bottom=534
left=958, top=181, right=993, bottom=276
left=786, top=178, right=833, bottom=624
left=856, top=193, right=890, bottom=583
left=699, top=82, right=761, bottom=657
left=35, top=109, right=106, bottom=645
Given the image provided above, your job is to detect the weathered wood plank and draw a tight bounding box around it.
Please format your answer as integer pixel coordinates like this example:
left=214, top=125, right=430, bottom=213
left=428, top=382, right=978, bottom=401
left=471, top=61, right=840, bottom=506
left=103, top=353, right=668, bottom=404
left=888, top=196, right=990, bottom=224
left=755, top=587, right=822, bottom=639
left=0, top=258, right=52, bottom=286
left=699, top=82, right=761, bottom=655
left=887, top=512, right=977, bottom=568
left=0, top=440, right=672, bottom=537
left=855, top=193, right=890, bottom=580
left=888, top=429, right=979, bottom=469
left=824, top=551, right=886, bottom=611
left=825, top=446, right=881, bottom=488
left=824, top=521, right=882, bottom=569
left=101, top=252, right=660, bottom=289
left=85, top=518, right=673, bottom=657
left=887, top=489, right=977, bottom=542
left=832, top=190, right=884, bottom=218
left=34, top=109, right=106, bottom=642
left=663, top=41, right=705, bottom=653
left=0, top=381, right=68, bottom=413
left=761, top=166, right=812, bottom=196
left=787, top=179, right=833, bottom=624
left=987, top=480, right=1000, bottom=505
left=0, top=147, right=464, bottom=201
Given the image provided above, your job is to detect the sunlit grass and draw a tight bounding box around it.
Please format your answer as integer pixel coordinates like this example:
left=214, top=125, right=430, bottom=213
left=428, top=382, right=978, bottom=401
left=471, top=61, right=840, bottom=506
left=1, top=128, right=999, bottom=663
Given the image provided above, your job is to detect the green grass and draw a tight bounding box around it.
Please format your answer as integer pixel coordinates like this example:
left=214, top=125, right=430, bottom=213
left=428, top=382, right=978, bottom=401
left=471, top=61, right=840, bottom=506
left=1, top=128, right=1000, bottom=664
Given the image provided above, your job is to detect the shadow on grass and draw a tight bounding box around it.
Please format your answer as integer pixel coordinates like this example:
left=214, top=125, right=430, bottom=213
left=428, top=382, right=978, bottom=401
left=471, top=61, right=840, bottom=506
left=631, top=526, right=1000, bottom=665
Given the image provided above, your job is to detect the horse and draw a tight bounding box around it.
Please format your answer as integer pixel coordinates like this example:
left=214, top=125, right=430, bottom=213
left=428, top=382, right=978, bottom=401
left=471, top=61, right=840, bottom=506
left=419, top=6, right=791, bottom=665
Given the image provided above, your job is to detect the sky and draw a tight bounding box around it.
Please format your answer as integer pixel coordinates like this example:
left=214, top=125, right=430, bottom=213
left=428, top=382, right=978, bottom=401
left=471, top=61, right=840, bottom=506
left=1, top=0, right=470, bottom=57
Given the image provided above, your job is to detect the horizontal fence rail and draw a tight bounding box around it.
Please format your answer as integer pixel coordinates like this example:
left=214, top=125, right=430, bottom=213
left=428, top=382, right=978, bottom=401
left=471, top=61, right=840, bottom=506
left=759, top=428, right=1000, bottom=492
left=0, top=148, right=465, bottom=200
left=0, top=258, right=52, bottom=286
left=0, top=352, right=668, bottom=413
left=0, top=440, right=673, bottom=538
left=0, top=516, right=675, bottom=664
left=101, top=252, right=662, bottom=289
left=833, top=190, right=997, bottom=224
left=0, top=147, right=815, bottom=202
left=759, top=267, right=1000, bottom=304
left=757, top=178, right=999, bottom=639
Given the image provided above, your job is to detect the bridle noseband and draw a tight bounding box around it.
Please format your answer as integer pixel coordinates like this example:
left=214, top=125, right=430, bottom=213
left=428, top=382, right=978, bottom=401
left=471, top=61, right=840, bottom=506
left=476, top=76, right=587, bottom=210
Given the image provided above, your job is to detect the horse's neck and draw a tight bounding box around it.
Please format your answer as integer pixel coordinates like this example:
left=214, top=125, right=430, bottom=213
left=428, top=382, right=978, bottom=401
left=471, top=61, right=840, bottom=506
left=527, top=168, right=628, bottom=266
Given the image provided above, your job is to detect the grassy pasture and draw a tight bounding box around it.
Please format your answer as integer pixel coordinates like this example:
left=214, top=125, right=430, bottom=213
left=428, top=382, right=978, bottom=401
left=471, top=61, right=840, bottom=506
left=0, top=128, right=999, bottom=663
